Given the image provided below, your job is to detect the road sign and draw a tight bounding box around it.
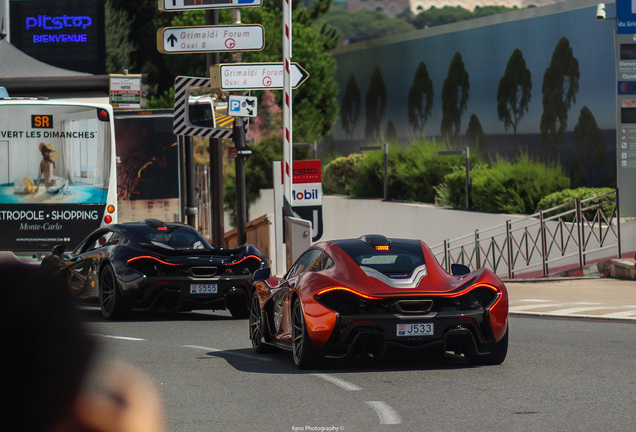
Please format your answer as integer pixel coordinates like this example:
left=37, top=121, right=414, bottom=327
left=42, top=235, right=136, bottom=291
left=160, top=0, right=263, bottom=11
left=210, top=62, right=309, bottom=90
left=109, top=74, right=142, bottom=109
left=157, top=25, right=265, bottom=54
left=228, top=95, right=258, bottom=117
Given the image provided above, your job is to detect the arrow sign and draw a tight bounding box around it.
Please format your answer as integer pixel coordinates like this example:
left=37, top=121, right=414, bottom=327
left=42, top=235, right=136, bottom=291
left=160, top=0, right=263, bottom=11
left=167, top=33, right=178, bottom=48
left=209, top=62, right=309, bottom=90
left=157, top=25, right=265, bottom=54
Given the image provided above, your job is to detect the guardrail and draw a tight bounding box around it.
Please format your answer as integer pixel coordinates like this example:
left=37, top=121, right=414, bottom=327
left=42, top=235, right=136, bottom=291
left=430, top=190, right=621, bottom=278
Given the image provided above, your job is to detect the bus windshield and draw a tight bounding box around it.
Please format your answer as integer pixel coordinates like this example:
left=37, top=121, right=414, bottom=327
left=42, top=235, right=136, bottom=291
left=0, top=100, right=117, bottom=255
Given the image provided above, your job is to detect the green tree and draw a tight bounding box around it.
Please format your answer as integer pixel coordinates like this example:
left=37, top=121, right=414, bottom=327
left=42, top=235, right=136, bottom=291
left=441, top=53, right=469, bottom=142
left=322, top=10, right=415, bottom=43
left=341, top=73, right=361, bottom=138
left=497, top=48, right=532, bottom=141
left=540, top=37, right=580, bottom=162
left=572, top=106, right=606, bottom=186
left=407, top=61, right=434, bottom=137
left=411, top=5, right=517, bottom=30
left=242, top=0, right=340, bottom=142
left=106, top=0, right=340, bottom=142
left=411, top=6, right=472, bottom=29
left=105, top=0, right=135, bottom=73
left=107, top=0, right=175, bottom=98
left=365, top=66, right=387, bottom=142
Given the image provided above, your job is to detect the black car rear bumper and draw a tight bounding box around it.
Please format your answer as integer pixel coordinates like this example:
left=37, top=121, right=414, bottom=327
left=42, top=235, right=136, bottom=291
left=122, top=275, right=251, bottom=312
left=323, top=310, right=494, bottom=359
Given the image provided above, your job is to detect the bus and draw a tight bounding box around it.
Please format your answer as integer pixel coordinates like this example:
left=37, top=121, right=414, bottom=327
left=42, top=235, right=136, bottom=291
left=0, top=98, right=117, bottom=260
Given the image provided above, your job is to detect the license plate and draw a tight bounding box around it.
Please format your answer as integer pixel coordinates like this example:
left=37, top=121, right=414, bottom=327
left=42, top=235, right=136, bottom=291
left=190, top=284, right=218, bottom=294
left=397, top=323, right=434, bottom=337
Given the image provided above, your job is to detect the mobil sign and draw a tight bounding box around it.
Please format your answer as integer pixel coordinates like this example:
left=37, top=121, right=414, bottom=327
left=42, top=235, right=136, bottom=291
left=277, top=160, right=322, bottom=241
left=291, top=160, right=322, bottom=206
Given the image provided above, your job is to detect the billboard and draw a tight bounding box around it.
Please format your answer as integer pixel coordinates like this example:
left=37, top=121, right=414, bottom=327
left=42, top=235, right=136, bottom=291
left=10, top=0, right=106, bottom=75
left=113, top=110, right=182, bottom=223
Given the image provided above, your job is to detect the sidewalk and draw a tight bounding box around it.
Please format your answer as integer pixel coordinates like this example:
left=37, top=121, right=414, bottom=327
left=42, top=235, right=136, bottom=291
left=505, top=277, right=636, bottom=321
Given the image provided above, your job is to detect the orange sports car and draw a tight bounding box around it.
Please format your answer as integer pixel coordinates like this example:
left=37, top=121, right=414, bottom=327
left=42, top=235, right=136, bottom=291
left=249, top=235, right=509, bottom=369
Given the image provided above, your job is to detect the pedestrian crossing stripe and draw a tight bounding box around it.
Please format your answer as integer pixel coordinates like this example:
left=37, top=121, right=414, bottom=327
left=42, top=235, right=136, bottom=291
left=509, top=299, right=636, bottom=320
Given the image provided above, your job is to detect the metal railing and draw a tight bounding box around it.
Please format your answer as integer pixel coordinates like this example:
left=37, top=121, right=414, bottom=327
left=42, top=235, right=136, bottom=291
left=430, top=190, right=621, bottom=278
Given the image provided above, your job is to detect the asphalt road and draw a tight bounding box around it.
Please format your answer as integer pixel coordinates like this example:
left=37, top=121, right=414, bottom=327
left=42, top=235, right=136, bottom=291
left=81, top=308, right=636, bottom=432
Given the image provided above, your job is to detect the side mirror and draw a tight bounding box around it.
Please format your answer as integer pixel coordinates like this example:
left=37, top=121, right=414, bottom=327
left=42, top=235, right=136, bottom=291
left=253, top=267, right=271, bottom=281
left=451, top=263, right=471, bottom=276
left=51, top=244, right=66, bottom=257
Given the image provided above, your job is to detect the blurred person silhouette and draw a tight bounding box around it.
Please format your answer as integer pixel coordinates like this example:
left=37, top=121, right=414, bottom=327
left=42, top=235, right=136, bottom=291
left=0, top=259, right=166, bottom=432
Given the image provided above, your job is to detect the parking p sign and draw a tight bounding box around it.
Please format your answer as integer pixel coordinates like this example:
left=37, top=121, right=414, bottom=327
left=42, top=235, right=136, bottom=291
left=228, top=95, right=258, bottom=117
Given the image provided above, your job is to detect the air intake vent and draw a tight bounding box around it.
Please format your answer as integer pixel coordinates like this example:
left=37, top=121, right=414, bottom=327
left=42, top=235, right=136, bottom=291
left=189, top=267, right=218, bottom=277
left=393, top=299, right=433, bottom=314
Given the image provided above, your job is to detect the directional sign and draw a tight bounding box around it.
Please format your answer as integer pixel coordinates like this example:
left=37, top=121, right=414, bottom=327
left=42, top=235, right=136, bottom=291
left=157, top=25, right=265, bottom=54
left=160, top=0, right=263, bottom=11
left=209, top=62, right=309, bottom=90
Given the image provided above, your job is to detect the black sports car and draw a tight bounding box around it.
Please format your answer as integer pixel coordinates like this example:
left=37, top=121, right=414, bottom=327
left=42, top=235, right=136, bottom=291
left=40, top=219, right=267, bottom=319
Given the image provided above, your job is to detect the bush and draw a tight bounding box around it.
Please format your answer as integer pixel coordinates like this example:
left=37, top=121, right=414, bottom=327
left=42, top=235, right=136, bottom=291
left=444, top=154, right=570, bottom=214
left=536, top=187, right=616, bottom=220
left=323, top=153, right=363, bottom=194
left=349, top=139, right=472, bottom=203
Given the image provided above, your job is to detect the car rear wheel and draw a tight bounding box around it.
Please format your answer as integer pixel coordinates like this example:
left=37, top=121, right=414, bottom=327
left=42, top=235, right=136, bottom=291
left=99, top=264, right=127, bottom=320
left=292, top=297, right=323, bottom=369
left=467, top=327, right=509, bottom=366
left=228, top=301, right=249, bottom=319
left=249, top=291, right=276, bottom=353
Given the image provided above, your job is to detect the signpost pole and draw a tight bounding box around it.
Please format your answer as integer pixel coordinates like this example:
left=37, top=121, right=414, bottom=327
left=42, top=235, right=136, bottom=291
left=183, top=135, right=198, bottom=227
left=234, top=117, right=248, bottom=245
left=206, top=9, right=225, bottom=247
left=282, top=0, right=293, bottom=211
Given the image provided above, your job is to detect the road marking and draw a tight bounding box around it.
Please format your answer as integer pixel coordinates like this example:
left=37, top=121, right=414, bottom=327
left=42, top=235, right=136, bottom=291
left=311, top=373, right=362, bottom=391
left=510, top=300, right=636, bottom=320
left=91, top=334, right=145, bottom=341
left=365, top=401, right=402, bottom=425
left=182, top=345, right=273, bottom=362
left=509, top=302, right=572, bottom=311
left=548, top=306, right=622, bottom=315
left=511, top=299, right=552, bottom=302
left=602, top=310, right=636, bottom=318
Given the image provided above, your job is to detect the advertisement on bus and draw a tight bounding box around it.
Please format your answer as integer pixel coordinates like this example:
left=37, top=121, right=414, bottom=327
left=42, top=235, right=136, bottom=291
left=0, top=100, right=117, bottom=254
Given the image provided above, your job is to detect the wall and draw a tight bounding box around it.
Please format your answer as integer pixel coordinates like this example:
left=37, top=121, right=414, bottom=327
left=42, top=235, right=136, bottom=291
left=329, top=1, right=617, bottom=188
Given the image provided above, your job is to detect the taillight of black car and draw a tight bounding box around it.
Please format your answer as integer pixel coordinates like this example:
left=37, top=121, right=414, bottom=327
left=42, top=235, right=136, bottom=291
left=126, top=255, right=181, bottom=276
left=221, top=255, right=264, bottom=276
